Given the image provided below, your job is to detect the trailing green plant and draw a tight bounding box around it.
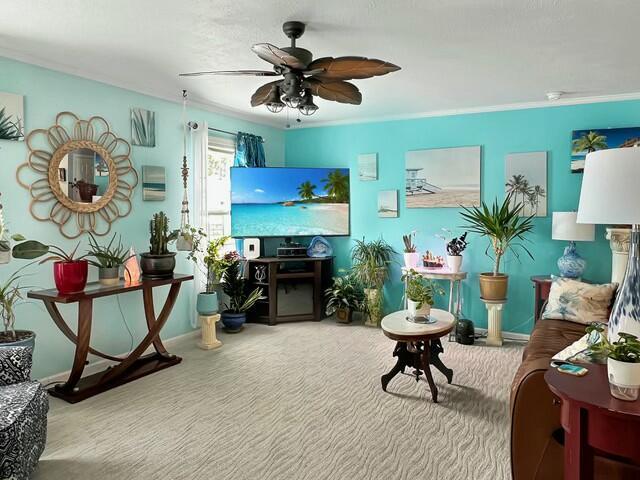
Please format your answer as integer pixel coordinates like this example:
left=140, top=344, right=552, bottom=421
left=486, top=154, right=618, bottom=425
left=221, top=253, right=263, bottom=313
left=0, top=107, right=23, bottom=141
left=586, top=323, right=640, bottom=363
left=402, top=232, right=416, bottom=253
left=401, top=269, right=445, bottom=308
left=182, top=226, right=207, bottom=263
left=460, top=194, right=534, bottom=275
left=325, top=274, right=365, bottom=316
left=203, top=236, right=233, bottom=293
left=148, top=211, right=178, bottom=255
left=12, top=239, right=85, bottom=263
left=86, top=233, right=132, bottom=269
left=351, top=237, right=396, bottom=289
left=0, top=263, right=35, bottom=342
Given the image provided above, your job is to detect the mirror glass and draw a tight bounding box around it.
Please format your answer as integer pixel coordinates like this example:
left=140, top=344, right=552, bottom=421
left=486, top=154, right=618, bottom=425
left=57, top=148, right=110, bottom=203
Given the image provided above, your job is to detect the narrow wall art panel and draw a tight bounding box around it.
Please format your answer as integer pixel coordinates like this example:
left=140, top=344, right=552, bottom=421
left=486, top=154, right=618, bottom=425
left=358, top=153, right=378, bottom=181
left=131, top=108, right=156, bottom=147
left=0, top=92, right=24, bottom=141
left=505, top=151, right=547, bottom=217
left=405, top=146, right=481, bottom=208
left=142, top=165, right=166, bottom=201
left=378, top=190, right=398, bottom=217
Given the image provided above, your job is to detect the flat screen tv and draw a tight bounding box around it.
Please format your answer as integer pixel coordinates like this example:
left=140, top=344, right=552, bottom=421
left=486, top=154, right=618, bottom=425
left=231, top=167, right=350, bottom=238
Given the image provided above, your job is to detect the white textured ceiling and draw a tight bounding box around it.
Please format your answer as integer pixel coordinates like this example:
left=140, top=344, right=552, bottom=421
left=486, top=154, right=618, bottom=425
left=2, top=0, right=640, bottom=128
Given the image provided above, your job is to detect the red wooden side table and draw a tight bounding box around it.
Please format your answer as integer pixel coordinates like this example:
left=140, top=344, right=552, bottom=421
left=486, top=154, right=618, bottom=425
left=545, top=364, right=640, bottom=480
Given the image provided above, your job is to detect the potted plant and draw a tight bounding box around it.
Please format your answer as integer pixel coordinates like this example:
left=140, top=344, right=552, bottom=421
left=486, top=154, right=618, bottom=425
left=0, top=264, right=36, bottom=350
left=12, top=240, right=88, bottom=294
left=197, top=234, right=234, bottom=316
left=587, top=323, right=640, bottom=401
left=86, top=233, right=132, bottom=286
left=445, top=232, right=468, bottom=273
left=0, top=194, right=24, bottom=264
left=140, top=211, right=179, bottom=279
left=401, top=269, right=444, bottom=318
left=351, top=237, right=395, bottom=327
left=325, top=273, right=364, bottom=323
left=460, top=194, right=534, bottom=301
left=220, top=252, right=263, bottom=332
left=402, top=232, right=419, bottom=269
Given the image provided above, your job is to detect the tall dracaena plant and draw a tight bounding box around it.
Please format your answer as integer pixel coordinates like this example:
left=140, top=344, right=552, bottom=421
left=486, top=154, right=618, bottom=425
left=350, top=238, right=396, bottom=289
left=460, top=194, right=534, bottom=275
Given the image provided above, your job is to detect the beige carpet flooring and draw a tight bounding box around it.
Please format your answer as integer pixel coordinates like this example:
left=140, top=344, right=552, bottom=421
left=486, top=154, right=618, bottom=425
left=34, top=320, right=523, bottom=480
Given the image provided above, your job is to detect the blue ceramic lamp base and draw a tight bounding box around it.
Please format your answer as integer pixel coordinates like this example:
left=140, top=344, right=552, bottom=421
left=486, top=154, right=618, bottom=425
left=609, top=225, right=640, bottom=342
left=557, top=241, right=587, bottom=279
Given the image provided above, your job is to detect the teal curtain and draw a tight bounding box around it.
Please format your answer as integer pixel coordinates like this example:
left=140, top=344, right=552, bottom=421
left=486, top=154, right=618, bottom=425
left=234, top=132, right=266, bottom=167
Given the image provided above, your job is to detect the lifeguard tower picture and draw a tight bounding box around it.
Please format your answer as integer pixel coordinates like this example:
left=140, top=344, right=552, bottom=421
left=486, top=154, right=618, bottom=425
left=405, top=146, right=481, bottom=208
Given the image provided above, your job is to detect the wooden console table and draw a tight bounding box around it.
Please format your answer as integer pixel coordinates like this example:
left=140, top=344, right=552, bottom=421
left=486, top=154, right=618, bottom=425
left=28, top=274, right=193, bottom=403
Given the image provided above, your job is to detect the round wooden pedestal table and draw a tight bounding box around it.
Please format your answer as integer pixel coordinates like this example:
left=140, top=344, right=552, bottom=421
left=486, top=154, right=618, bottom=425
left=380, top=309, right=455, bottom=403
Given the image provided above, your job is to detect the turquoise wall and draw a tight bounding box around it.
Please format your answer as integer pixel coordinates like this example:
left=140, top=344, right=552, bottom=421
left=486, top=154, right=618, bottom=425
left=0, top=56, right=285, bottom=379
left=285, top=101, right=640, bottom=334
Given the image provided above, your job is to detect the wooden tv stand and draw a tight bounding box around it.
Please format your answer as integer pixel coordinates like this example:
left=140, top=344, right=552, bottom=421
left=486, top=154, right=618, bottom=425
left=246, top=257, right=333, bottom=325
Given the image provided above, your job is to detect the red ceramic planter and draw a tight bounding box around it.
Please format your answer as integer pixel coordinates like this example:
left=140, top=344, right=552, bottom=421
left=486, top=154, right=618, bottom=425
left=53, top=260, right=88, bottom=294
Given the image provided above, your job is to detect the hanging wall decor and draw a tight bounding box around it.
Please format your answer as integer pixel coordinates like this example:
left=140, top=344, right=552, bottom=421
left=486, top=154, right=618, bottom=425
left=505, top=151, right=547, bottom=217
left=176, top=90, right=192, bottom=251
left=142, top=165, right=166, bottom=201
left=570, top=127, right=640, bottom=173
left=378, top=190, right=398, bottom=218
left=131, top=108, right=156, bottom=147
left=16, top=112, right=138, bottom=238
left=358, top=153, right=378, bottom=181
left=0, top=92, right=24, bottom=141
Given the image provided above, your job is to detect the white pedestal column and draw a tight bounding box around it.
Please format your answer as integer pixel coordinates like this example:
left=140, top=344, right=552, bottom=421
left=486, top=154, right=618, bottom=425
left=483, top=300, right=505, bottom=347
left=198, top=314, right=222, bottom=350
left=606, top=228, right=631, bottom=285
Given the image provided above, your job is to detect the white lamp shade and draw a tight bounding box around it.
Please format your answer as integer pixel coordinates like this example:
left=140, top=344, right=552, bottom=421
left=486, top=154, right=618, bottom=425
left=552, top=212, right=595, bottom=241
left=577, top=147, right=640, bottom=225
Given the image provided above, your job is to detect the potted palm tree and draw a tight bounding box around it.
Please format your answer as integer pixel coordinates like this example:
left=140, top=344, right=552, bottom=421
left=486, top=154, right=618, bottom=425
left=325, top=273, right=364, bottom=323
left=220, top=252, right=263, bottom=332
left=351, top=238, right=395, bottom=327
left=12, top=240, right=89, bottom=294
left=0, top=264, right=36, bottom=350
left=460, top=194, right=534, bottom=301
left=86, top=233, right=133, bottom=286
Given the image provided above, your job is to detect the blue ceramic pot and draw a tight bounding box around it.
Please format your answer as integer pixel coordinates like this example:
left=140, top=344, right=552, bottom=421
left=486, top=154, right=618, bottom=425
left=557, top=241, right=586, bottom=279
left=197, top=292, right=219, bottom=316
left=221, top=310, right=246, bottom=333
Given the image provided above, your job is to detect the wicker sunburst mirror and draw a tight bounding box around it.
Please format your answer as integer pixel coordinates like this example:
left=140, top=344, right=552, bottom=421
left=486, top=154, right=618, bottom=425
left=17, top=112, right=138, bottom=238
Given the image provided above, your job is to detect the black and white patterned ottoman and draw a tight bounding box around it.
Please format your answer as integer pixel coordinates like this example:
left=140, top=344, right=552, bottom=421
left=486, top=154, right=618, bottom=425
left=0, top=346, right=48, bottom=480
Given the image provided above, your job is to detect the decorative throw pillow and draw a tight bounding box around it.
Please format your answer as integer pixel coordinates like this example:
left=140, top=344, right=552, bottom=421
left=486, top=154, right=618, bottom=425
left=541, top=276, right=618, bottom=324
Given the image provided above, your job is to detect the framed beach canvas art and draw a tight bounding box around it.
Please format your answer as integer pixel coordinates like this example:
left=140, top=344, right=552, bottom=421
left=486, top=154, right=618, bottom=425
left=378, top=190, right=398, bottom=218
left=131, top=108, right=156, bottom=147
left=358, top=153, right=378, bottom=181
left=505, top=151, right=547, bottom=217
left=405, top=146, right=481, bottom=208
left=0, top=92, right=24, bottom=141
left=571, top=127, right=640, bottom=173
left=142, top=165, right=166, bottom=201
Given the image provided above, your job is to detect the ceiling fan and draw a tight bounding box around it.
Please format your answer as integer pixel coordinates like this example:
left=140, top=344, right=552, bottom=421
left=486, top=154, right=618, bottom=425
left=179, top=21, right=401, bottom=116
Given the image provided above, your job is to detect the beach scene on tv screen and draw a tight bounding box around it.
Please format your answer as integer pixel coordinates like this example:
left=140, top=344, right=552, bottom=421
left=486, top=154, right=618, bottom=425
left=231, top=167, right=350, bottom=237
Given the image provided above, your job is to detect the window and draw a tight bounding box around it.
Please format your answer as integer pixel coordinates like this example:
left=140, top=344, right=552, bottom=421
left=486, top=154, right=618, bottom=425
left=206, top=135, right=235, bottom=238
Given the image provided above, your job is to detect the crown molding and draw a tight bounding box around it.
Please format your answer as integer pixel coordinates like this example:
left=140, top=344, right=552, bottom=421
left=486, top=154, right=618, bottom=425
left=290, top=92, right=640, bottom=130
left=0, top=50, right=284, bottom=129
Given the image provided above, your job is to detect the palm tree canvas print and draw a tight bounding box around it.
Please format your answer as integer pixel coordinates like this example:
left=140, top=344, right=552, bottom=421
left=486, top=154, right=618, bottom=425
left=571, top=127, right=640, bottom=173
left=131, top=108, right=156, bottom=147
left=505, top=151, right=547, bottom=217
left=405, top=146, right=481, bottom=208
left=358, top=153, right=378, bottom=181
left=0, top=92, right=24, bottom=142
left=378, top=190, right=398, bottom=217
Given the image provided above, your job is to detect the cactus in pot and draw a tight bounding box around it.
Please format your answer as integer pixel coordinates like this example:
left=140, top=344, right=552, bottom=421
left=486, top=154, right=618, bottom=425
left=140, top=211, right=179, bottom=279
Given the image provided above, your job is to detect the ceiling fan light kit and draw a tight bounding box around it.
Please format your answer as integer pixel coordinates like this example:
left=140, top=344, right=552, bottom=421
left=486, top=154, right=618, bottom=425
left=180, top=21, right=400, bottom=117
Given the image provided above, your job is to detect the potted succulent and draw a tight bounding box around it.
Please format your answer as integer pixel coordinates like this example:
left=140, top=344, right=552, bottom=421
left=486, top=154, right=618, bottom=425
left=325, top=273, right=364, bottom=323
left=140, top=211, right=179, bottom=279
left=587, top=323, right=640, bottom=401
left=197, top=235, right=234, bottom=316
left=460, top=194, right=534, bottom=301
left=401, top=269, right=444, bottom=318
left=351, top=237, right=395, bottom=327
left=0, top=264, right=36, bottom=350
left=86, top=233, right=133, bottom=286
left=12, top=240, right=88, bottom=294
left=220, top=252, right=263, bottom=332
left=0, top=194, right=24, bottom=265
left=445, top=232, right=468, bottom=273
left=402, top=232, right=419, bottom=269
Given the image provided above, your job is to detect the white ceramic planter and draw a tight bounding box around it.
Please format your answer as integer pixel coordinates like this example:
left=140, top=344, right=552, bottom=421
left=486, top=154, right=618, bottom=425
left=0, top=250, right=10, bottom=265
left=403, top=252, right=420, bottom=269
left=446, top=255, right=462, bottom=272
left=407, top=299, right=418, bottom=317
left=607, top=357, right=640, bottom=401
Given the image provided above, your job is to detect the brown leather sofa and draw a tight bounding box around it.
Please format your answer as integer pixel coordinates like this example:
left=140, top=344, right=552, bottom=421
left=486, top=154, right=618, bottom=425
left=510, top=318, right=640, bottom=479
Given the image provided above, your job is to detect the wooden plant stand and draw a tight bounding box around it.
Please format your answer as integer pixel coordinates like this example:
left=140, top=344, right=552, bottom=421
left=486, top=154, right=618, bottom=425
left=28, top=274, right=193, bottom=403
